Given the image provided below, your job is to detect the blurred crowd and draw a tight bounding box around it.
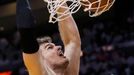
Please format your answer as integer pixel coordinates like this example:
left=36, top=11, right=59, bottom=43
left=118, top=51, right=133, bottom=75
left=78, top=8, right=134, bottom=74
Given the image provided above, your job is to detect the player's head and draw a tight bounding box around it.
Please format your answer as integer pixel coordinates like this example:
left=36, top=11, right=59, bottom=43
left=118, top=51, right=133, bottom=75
left=81, top=0, right=115, bottom=17
left=37, top=36, right=69, bottom=71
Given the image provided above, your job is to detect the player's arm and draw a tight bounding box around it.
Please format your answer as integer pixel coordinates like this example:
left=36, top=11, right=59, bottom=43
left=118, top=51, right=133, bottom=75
left=57, top=4, right=81, bottom=75
left=16, top=0, right=43, bottom=75
left=57, top=4, right=81, bottom=47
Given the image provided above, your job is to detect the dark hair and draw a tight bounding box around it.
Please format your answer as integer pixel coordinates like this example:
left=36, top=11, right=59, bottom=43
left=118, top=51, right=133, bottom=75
left=37, top=36, right=52, bottom=45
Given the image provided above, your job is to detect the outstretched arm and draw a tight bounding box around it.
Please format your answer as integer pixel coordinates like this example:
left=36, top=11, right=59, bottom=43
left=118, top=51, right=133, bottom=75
left=57, top=4, right=81, bottom=47
left=57, top=4, right=81, bottom=75
left=16, top=0, right=43, bottom=75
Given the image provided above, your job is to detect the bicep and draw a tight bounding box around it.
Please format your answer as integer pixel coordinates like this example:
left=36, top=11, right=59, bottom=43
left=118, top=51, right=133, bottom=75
left=64, top=42, right=81, bottom=74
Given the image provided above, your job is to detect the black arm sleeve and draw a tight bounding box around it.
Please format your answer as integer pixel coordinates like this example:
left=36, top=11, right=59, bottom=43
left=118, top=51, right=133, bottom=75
left=16, top=0, right=39, bottom=53
left=19, top=28, right=39, bottom=53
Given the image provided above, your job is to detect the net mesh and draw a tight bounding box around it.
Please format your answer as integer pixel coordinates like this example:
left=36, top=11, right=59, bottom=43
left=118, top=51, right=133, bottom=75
left=43, top=0, right=115, bottom=23
left=80, top=0, right=115, bottom=17
left=43, top=0, right=81, bottom=23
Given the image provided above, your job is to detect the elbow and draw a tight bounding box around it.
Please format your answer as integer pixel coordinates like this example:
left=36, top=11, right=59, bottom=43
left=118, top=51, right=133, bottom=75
left=71, top=38, right=81, bottom=47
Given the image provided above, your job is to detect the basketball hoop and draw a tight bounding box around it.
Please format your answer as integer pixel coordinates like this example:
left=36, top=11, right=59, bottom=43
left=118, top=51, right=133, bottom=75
left=43, top=0, right=81, bottom=23
left=43, top=0, right=115, bottom=23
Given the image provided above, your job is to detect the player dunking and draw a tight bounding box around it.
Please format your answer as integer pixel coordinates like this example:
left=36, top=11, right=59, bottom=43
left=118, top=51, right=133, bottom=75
left=16, top=0, right=81, bottom=75
left=38, top=3, right=81, bottom=75
left=16, top=0, right=115, bottom=75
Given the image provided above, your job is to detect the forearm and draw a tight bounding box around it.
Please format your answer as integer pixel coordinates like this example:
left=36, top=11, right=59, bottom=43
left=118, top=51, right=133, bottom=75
left=57, top=4, right=81, bottom=45
left=16, top=0, right=44, bottom=75
left=16, top=0, right=39, bottom=53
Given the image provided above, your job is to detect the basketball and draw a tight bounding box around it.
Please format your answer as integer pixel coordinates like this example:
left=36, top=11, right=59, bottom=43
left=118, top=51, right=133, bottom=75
left=80, top=0, right=115, bottom=16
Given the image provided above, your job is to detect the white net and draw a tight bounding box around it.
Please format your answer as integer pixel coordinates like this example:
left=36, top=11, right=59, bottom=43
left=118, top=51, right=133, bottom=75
left=43, top=0, right=115, bottom=23
left=43, top=0, right=81, bottom=23
left=80, top=0, right=115, bottom=17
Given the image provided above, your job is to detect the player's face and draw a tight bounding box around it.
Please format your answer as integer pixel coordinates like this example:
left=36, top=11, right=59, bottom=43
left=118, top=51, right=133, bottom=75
left=40, top=43, right=69, bottom=69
